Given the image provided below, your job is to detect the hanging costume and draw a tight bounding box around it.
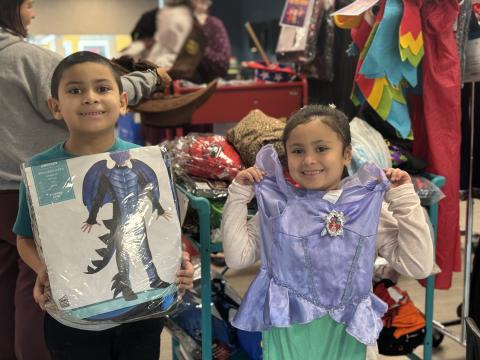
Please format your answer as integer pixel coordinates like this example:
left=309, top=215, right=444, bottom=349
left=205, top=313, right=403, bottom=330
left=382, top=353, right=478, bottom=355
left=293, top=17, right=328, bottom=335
left=410, top=0, right=461, bottom=289
left=336, top=0, right=424, bottom=140
left=333, top=0, right=461, bottom=289
left=232, top=145, right=389, bottom=345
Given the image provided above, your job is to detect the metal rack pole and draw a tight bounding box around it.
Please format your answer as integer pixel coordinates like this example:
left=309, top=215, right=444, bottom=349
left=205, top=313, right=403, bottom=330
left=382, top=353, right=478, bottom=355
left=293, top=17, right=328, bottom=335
left=461, top=80, right=476, bottom=342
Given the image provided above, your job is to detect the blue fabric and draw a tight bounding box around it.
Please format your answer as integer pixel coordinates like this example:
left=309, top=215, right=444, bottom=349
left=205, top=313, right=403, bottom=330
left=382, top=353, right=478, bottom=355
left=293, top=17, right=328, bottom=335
left=13, top=139, right=139, bottom=238
left=237, top=330, right=262, bottom=360
left=386, top=99, right=412, bottom=138
left=232, top=145, right=389, bottom=346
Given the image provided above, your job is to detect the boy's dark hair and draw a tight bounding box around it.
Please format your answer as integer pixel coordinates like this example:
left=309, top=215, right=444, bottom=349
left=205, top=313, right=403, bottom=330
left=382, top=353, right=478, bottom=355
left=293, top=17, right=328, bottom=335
left=50, top=51, right=123, bottom=99
left=0, top=0, right=27, bottom=37
left=282, top=104, right=351, bottom=150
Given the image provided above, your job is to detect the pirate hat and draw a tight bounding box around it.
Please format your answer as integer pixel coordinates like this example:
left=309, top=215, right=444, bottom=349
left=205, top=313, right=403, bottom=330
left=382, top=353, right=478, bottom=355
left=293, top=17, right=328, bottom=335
left=130, top=80, right=217, bottom=128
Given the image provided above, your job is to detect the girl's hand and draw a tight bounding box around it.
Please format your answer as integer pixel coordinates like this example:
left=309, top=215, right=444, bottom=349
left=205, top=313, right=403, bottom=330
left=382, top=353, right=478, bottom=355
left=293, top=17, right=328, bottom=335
left=384, top=168, right=411, bottom=188
left=176, top=251, right=194, bottom=296
left=235, top=167, right=264, bottom=186
left=34, top=269, right=49, bottom=311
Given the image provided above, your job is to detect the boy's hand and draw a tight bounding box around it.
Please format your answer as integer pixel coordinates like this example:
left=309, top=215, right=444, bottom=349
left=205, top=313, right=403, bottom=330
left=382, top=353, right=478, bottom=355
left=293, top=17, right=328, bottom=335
left=157, top=211, right=173, bottom=221
left=384, top=168, right=412, bottom=188
left=235, top=167, right=264, bottom=186
left=34, top=269, right=49, bottom=311
left=176, top=251, right=194, bottom=296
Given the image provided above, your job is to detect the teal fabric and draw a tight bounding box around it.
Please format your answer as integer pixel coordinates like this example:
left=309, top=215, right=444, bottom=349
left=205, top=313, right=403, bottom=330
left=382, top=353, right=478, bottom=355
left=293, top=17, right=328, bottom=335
left=13, top=138, right=139, bottom=237
left=359, top=0, right=417, bottom=87
left=262, top=316, right=366, bottom=360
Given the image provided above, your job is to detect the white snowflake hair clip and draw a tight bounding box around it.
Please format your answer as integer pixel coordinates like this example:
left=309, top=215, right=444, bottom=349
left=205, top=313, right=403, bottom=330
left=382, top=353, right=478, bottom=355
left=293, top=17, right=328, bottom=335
left=328, top=103, right=336, bottom=109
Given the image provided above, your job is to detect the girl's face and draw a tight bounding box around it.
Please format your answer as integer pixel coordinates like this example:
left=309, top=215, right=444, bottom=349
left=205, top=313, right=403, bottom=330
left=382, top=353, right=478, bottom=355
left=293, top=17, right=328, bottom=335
left=285, top=118, right=352, bottom=191
left=20, top=0, right=35, bottom=31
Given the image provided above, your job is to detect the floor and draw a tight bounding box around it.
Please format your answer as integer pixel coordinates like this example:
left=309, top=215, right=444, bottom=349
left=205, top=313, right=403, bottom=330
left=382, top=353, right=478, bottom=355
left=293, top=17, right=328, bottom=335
left=159, top=199, right=479, bottom=359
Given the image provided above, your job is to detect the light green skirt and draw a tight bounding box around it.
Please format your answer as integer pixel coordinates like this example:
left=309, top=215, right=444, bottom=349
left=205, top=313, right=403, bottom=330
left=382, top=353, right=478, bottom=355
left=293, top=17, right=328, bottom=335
left=262, top=316, right=366, bottom=360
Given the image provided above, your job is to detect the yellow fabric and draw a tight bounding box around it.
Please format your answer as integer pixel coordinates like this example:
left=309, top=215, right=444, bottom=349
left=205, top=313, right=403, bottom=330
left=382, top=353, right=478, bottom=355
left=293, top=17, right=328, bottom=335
left=333, top=14, right=363, bottom=29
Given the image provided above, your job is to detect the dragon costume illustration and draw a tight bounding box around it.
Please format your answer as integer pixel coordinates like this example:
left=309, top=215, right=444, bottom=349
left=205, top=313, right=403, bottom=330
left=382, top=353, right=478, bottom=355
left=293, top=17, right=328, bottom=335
left=81, top=150, right=171, bottom=301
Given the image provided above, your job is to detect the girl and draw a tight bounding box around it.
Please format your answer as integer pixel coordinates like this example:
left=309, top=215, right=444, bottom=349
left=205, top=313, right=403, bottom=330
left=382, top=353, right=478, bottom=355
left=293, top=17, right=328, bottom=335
left=0, top=1, right=169, bottom=358
left=221, top=104, right=434, bottom=359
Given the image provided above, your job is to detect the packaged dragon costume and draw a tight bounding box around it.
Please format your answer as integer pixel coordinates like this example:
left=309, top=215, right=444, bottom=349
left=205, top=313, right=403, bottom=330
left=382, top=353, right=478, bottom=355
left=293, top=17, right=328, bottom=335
left=22, top=146, right=182, bottom=323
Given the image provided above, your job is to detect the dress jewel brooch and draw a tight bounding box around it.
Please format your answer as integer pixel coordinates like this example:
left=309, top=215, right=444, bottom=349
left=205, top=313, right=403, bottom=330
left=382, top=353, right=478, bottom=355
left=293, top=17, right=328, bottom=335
left=322, top=210, right=345, bottom=237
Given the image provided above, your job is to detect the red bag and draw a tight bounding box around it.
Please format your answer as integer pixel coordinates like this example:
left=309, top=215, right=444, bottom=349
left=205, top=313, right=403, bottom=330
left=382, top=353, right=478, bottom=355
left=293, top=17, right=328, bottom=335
left=172, top=134, right=243, bottom=181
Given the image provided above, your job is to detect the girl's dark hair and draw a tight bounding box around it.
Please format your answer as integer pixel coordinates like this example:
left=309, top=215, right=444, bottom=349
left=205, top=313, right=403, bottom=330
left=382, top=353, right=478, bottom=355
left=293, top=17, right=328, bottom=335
left=50, top=51, right=123, bottom=99
left=282, top=104, right=351, bottom=150
left=0, top=0, right=27, bottom=37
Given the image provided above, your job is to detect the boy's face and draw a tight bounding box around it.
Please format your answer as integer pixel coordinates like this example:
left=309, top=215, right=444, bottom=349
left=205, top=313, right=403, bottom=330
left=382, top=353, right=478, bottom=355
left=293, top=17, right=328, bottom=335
left=49, top=62, right=127, bottom=138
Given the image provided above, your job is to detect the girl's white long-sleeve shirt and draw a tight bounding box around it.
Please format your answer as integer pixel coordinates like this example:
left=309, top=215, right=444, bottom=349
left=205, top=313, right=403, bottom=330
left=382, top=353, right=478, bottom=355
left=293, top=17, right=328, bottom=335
left=221, top=181, right=434, bottom=280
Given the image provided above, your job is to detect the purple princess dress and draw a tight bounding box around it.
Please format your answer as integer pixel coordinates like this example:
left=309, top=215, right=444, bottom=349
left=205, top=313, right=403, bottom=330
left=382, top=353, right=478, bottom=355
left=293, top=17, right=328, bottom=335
left=232, top=145, right=389, bottom=345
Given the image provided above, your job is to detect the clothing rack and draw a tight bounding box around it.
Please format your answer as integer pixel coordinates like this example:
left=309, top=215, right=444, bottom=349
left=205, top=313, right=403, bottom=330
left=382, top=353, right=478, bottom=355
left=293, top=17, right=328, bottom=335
left=405, top=174, right=445, bottom=360
left=431, top=80, right=477, bottom=346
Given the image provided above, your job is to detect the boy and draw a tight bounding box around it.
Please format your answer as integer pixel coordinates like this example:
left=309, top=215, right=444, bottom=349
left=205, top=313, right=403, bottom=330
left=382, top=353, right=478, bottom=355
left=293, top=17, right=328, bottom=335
left=13, top=51, right=194, bottom=360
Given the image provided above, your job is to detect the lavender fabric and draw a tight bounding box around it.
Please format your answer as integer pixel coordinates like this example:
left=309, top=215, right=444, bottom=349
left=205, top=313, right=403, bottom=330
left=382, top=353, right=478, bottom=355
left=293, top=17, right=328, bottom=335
left=232, top=145, right=389, bottom=345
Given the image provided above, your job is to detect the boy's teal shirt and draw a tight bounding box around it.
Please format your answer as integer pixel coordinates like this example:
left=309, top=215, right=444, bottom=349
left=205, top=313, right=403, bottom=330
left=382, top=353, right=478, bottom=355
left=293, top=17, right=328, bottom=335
left=13, top=138, right=140, bottom=238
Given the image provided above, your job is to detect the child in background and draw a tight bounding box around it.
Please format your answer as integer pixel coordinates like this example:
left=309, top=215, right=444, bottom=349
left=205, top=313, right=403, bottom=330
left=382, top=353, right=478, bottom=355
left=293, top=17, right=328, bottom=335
left=13, top=51, right=193, bottom=360
left=221, top=105, right=434, bottom=359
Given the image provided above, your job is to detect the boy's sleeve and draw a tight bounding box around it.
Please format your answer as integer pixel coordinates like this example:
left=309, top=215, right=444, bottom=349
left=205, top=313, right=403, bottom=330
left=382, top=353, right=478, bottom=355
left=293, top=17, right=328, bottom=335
left=13, top=182, right=33, bottom=238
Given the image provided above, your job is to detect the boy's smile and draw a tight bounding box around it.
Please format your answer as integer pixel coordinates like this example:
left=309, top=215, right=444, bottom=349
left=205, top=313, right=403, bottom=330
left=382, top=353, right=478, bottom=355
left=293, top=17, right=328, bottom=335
left=49, top=62, right=127, bottom=144
left=79, top=111, right=106, bottom=117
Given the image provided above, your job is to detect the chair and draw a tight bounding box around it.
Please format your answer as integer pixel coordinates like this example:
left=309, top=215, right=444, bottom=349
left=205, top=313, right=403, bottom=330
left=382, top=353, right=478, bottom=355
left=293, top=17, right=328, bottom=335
left=466, top=317, right=480, bottom=360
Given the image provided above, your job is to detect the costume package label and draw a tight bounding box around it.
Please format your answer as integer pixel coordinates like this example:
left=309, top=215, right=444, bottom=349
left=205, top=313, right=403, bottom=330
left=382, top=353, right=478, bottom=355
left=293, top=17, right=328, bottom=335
left=22, top=146, right=182, bottom=320
left=276, top=0, right=325, bottom=63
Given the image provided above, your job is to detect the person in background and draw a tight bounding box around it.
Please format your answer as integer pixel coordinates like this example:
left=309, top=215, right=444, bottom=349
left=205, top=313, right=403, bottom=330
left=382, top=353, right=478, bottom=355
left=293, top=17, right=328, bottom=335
left=0, top=1, right=170, bottom=358
left=146, top=0, right=231, bottom=83
left=140, top=0, right=231, bottom=144
left=190, top=0, right=230, bottom=83
left=118, top=8, right=158, bottom=62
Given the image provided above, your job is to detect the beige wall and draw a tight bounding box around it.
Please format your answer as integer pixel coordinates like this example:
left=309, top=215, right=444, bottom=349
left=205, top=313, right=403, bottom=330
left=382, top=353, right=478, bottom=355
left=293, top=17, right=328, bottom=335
left=29, top=0, right=158, bottom=35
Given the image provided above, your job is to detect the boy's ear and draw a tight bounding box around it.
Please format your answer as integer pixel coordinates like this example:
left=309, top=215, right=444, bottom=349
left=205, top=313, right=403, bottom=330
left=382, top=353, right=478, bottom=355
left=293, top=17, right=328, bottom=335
left=119, top=92, right=128, bottom=116
left=48, top=97, right=64, bottom=120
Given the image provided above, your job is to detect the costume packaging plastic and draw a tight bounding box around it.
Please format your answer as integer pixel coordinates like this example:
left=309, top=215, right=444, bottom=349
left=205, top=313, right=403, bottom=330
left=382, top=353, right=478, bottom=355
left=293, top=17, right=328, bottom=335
left=21, top=146, right=182, bottom=324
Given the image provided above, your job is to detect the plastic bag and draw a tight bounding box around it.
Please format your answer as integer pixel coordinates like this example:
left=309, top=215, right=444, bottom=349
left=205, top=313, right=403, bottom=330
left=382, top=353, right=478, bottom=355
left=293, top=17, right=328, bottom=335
left=167, top=133, right=243, bottom=181
left=21, top=146, right=182, bottom=325
left=411, top=175, right=446, bottom=206
left=175, top=173, right=229, bottom=200
left=348, top=117, right=392, bottom=175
